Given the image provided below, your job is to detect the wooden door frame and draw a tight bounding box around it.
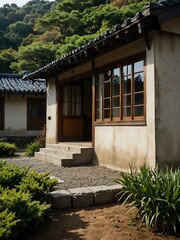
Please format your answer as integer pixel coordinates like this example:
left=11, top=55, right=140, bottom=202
left=57, top=76, right=93, bottom=143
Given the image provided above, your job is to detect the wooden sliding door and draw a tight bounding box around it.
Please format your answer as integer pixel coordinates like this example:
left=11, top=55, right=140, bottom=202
left=61, top=83, right=83, bottom=141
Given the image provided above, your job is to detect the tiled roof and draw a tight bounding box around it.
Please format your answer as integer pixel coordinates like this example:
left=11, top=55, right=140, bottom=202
left=23, top=0, right=180, bottom=80
left=0, top=73, right=46, bottom=94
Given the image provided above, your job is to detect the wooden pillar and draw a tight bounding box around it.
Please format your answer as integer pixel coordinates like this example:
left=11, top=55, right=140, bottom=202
left=92, top=59, right=95, bottom=147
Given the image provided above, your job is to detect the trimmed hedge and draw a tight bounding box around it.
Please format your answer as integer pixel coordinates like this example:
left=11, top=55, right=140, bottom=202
left=0, top=161, right=58, bottom=239
left=0, top=142, right=17, bottom=156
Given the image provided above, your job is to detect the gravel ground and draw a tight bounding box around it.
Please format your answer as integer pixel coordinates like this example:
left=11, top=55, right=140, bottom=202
left=1, top=152, right=121, bottom=190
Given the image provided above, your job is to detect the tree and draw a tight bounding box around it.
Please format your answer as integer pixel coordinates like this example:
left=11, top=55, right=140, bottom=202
left=11, top=42, right=57, bottom=73
left=0, top=48, right=16, bottom=73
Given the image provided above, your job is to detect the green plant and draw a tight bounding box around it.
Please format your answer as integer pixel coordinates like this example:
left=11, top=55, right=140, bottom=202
left=25, top=125, right=46, bottom=156
left=0, top=162, right=58, bottom=239
left=18, top=170, right=58, bottom=203
left=25, top=141, right=42, bottom=156
left=0, top=209, right=19, bottom=240
left=0, top=161, right=29, bottom=189
left=35, top=124, right=46, bottom=147
left=116, top=165, right=180, bottom=235
left=0, top=141, right=17, bottom=156
left=0, top=187, right=50, bottom=239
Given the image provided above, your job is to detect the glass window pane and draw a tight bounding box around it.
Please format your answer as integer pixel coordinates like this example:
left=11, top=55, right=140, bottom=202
left=123, top=107, right=131, bottom=117
left=123, top=95, right=131, bottom=106
left=104, top=109, right=110, bottom=118
left=135, top=93, right=144, bottom=105
left=76, top=104, right=81, bottom=116
left=112, top=108, right=119, bottom=118
left=96, top=109, right=102, bottom=119
left=96, top=84, right=102, bottom=100
left=104, top=70, right=111, bottom=82
left=99, top=73, right=104, bottom=84
left=134, top=73, right=144, bottom=92
left=135, top=106, right=144, bottom=116
left=112, top=97, right=120, bottom=107
left=76, top=86, right=81, bottom=94
left=96, top=100, right=102, bottom=110
left=104, top=81, right=110, bottom=98
left=76, top=95, right=81, bottom=103
left=134, top=60, right=144, bottom=73
left=112, top=67, right=120, bottom=96
left=104, top=98, right=110, bottom=108
left=123, top=64, right=131, bottom=75
left=123, top=76, right=131, bottom=94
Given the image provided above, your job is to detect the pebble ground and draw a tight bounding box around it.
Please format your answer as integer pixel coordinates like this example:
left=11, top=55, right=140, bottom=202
left=1, top=152, right=121, bottom=190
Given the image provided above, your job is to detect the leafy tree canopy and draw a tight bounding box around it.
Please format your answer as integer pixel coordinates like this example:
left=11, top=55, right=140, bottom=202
left=0, top=0, right=157, bottom=73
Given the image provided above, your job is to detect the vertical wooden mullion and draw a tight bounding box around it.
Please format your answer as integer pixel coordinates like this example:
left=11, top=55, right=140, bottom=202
left=120, top=64, right=123, bottom=120
left=55, top=76, right=59, bottom=143
left=70, top=85, right=72, bottom=116
left=102, top=72, right=104, bottom=121
left=110, top=68, right=112, bottom=121
left=92, top=59, right=95, bottom=147
left=131, top=62, right=134, bottom=120
left=74, top=85, right=77, bottom=117
left=119, top=65, right=123, bottom=121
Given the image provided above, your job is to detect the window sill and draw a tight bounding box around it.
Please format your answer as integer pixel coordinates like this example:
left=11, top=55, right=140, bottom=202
left=94, top=120, right=146, bottom=126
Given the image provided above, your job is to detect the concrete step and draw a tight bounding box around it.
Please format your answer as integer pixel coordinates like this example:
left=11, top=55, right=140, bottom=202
left=39, top=148, right=76, bottom=159
left=35, top=152, right=74, bottom=167
left=46, top=144, right=83, bottom=153
left=35, top=143, right=94, bottom=167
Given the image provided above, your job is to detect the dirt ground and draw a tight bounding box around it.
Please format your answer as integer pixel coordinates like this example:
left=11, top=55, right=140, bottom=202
left=27, top=204, right=178, bottom=240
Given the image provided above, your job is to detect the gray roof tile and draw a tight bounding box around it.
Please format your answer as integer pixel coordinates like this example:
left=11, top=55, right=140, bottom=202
left=0, top=74, right=46, bottom=94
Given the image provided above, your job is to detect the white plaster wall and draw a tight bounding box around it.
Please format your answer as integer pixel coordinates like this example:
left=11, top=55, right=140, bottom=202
left=95, top=38, right=146, bottom=68
left=154, top=28, right=180, bottom=166
left=46, top=77, right=57, bottom=144
left=0, top=94, right=42, bottom=136
left=94, top=37, right=156, bottom=170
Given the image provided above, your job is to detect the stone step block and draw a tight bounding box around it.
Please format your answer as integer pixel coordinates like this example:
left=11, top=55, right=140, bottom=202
left=40, top=148, right=75, bottom=159
left=46, top=144, right=82, bottom=153
left=50, top=190, right=71, bottom=209
left=35, top=152, right=61, bottom=166
left=104, top=185, right=122, bottom=203
left=88, top=186, right=114, bottom=205
left=68, top=187, right=94, bottom=208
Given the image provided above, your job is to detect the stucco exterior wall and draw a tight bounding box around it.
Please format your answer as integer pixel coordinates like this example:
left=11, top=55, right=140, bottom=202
left=94, top=37, right=156, bottom=170
left=57, top=62, right=92, bottom=81
left=95, top=38, right=146, bottom=68
left=46, top=77, right=57, bottom=144
left=154, top=26, right=180, bottom=166
left=0, top=94, right=43, bottom=136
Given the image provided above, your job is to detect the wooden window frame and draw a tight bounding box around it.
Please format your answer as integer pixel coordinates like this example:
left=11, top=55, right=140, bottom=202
left=0, top=97, right=4, bottom=130
left=95, top=53, right=146, bottom=125
left=27, top=98, right=46, bottom=131
left=62, top=83, right=82, bottom=117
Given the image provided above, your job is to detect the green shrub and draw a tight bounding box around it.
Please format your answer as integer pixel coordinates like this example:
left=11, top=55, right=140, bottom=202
left=25, top=125, right=46, bottom=156
left=25, top=141, right=42, bottom=156
left=0, top=187, right=50, bottom=239
left=0, top=161, right=29, bottom=189
left=0, top=162, right=58, bottom=239
left=116, top=165, right=180, bottom=235
left=0, top=209, right=19, bottom=240
left=18, top=170, right=58, bottom=203
left=0, top=142, right=17, bottom=156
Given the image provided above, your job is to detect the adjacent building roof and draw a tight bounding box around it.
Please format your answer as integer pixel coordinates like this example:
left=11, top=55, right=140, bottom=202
left=0, top=73, right=46, bottom=94
left=23, top=0, right=180, bottom=80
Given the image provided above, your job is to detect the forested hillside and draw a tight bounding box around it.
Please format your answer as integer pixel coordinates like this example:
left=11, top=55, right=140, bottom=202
left=0, top=0, right=155, bottom=74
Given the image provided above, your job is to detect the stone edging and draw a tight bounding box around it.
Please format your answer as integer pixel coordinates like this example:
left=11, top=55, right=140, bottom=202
left=49, top=184, right=123, bottom=209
